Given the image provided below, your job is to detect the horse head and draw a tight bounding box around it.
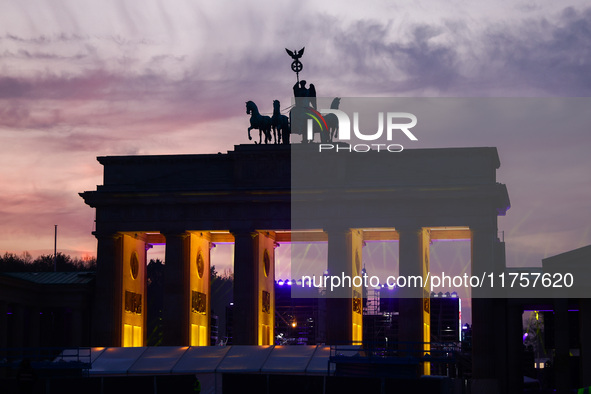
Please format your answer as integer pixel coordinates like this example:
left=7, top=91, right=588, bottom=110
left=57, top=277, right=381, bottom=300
left=330, top=97, right=341, bottom=110
left=246, top=100, right=255, bottom=114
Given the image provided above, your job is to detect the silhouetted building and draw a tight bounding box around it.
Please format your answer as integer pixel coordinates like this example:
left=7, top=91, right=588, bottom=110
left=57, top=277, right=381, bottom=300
left=0, top=272, right=95, bottom=349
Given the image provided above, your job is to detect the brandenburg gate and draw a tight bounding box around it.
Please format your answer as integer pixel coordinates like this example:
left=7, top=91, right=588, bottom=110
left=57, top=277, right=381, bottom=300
left=80, top=143, right=509, bottom=388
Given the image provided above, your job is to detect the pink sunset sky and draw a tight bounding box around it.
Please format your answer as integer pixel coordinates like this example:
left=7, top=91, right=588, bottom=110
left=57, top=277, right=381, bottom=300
left=1, top=0, right=591, bottom=290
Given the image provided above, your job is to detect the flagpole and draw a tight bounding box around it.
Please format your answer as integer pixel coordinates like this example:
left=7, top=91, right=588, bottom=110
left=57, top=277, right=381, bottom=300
left=54, top=224, right=57, bottom=272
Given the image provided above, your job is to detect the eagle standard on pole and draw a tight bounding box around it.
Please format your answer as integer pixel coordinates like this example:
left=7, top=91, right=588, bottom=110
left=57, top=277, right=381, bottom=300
left=285, top=47, right=305, bottom=83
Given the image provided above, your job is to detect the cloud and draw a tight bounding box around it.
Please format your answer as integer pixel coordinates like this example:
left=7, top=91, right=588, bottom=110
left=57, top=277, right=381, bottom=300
left=300, top=6, right=591, bottom=96
left=0, top=77, right=31, bottom=98
left=473, top=7, right=591, bottom=95
left=1, top=0, right=590, bottom=266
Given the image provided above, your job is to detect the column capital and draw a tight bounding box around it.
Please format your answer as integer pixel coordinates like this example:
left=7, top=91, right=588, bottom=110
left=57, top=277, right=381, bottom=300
left=323, top=226, right=352, bottom=237
left=396, top=227, right=431, bottom=249
left=93, top=231, right=123, bottom=241
left=258, top=230, right=276, bottom=241
left=161, top=231, right=190, bottom=240
left=188, top=231, right=212, bottom=242
left=469, top=224, right=497, bottom=233
left=395, top=225, right=429, bottom=235
left=229, top=227, right=256, bottom=237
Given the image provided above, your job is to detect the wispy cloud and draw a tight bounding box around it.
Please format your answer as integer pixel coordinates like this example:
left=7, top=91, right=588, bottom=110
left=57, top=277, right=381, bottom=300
left=0, top=0, right=590, bottom=265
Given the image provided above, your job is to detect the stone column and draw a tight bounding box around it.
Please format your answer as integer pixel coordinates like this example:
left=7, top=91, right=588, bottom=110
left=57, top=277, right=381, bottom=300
left=255, top=231, right=276, bottom=346
left=397, top=226, right=431, bottom=374
left=120, top=233, right=147, bottom=347
left=492, top=298, right=508, bottom=393
left=92, top=233, right=123, bottom=346
left=188, top=232, right=211, bottom=346
left=471, top=225, right=500, bottom=393
left=162, top=231, right=190, bottom=345
left=231, top=230, right=257, bottom=345
left=506, top=302, right=524, bottom=394
left=325, top=228, right=363, bottom=345
left=231, top=230, right=276, bottom=345
left=580, top=298, right=591, bottom=388
left=144, top=243, right=151, bottom=346
left=553, top=298, right=570, bottom=394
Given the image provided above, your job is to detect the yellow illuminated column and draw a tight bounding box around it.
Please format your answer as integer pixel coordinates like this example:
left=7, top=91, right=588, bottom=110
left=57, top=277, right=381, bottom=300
left=232, top=230, right=275, bottom=345
left=188, top=232, right=211, bottom=346
left=351, top=230, right=363, bottom=344
left=398, top=226, right=431, bottom=375
left=121, top=233, right=147, bottom=347
left=421, top=228, right=431, bottom=375
left=326, top=228, right=363, bottom=345
left=256, top=231, right=275, bottom=346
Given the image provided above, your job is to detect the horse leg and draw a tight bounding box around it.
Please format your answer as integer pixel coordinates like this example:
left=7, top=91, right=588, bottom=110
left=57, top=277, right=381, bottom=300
left=282, top=117, right=290, bottom=144
left=248, top=126, right=253, bottom=141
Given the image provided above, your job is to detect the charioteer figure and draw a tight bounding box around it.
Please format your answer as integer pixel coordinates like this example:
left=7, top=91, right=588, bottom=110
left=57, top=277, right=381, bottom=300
left=293, top=80, right=317, bottom=109
left=286, top=47, right=320, bottom=142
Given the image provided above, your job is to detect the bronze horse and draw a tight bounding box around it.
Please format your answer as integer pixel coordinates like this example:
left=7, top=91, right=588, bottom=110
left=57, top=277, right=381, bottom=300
left=325, top=97, right=340, bottom=142
left=246, top=101, right=272, bottom=144
left=289, top=97, right=340, bottom=143
left=272, top=100, right=290, bottom=144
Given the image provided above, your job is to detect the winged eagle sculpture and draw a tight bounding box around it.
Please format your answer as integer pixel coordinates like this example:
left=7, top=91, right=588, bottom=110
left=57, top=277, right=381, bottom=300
left=285, top=47, right=305, bottom=59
